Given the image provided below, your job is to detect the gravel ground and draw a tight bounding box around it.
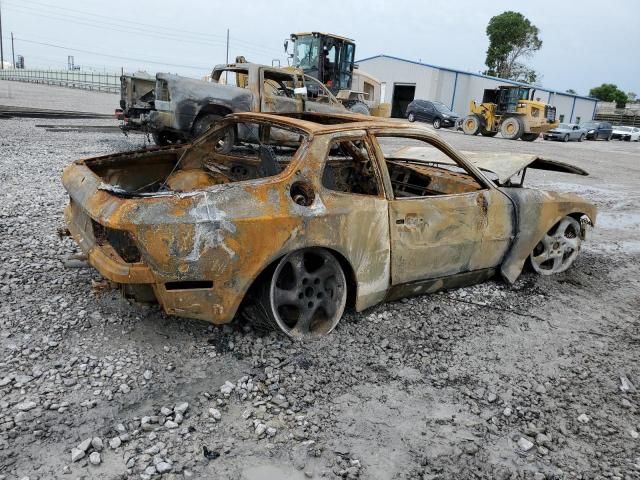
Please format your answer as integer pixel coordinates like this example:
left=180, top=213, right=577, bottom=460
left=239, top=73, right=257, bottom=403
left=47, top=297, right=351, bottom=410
left=0, top=115, right=639, bottom=480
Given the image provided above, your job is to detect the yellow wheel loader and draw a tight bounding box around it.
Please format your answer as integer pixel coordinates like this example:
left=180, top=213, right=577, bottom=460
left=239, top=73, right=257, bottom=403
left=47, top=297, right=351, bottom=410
left=461, top=86, right=558, bottom=141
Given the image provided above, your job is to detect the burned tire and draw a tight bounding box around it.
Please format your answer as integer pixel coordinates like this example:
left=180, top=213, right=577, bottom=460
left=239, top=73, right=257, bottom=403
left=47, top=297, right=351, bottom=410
left=530, top=216, right=582, bottom=275
left=255, top=248, right=347, bottom=339
left=344, top=100, right=370, bottom=116
left=522, top=133, right=540, bottom=142
left=152, top=131, right=180, bottom=146
left=500, top=117, right=524, bottom=140
left=192, top=113, right=235, bottom=153
left=462, top=115, right=481, bottom=135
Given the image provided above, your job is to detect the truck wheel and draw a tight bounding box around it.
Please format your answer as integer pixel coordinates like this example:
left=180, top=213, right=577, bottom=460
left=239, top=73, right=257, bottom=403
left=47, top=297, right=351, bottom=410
left=192, top=114, right=235, bottom=153
left=461, top=115, right=481, bottom=135
left=500, top=117, right=524, bottom=140
left=522, top=133, right=539, bottom=142
left=344, top=100, right=370, bottom=116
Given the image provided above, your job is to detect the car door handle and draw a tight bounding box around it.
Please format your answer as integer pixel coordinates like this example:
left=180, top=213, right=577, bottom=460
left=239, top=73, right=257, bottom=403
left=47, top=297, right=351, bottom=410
left=398, top=214, right=426, bottom=227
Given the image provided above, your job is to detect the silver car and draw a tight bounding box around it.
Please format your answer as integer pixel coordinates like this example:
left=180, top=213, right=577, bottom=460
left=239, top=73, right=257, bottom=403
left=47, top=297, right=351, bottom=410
left=543, top=123, right=587, bottom=142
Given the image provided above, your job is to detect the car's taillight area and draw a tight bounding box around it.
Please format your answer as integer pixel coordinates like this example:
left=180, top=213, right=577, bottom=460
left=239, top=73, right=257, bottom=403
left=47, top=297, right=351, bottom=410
left=92, top=220, right=141, bottom=263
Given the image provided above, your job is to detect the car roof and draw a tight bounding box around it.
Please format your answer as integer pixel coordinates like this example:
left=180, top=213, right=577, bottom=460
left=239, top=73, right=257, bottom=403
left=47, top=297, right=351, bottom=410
left=229, top=111, right=418, bottom=135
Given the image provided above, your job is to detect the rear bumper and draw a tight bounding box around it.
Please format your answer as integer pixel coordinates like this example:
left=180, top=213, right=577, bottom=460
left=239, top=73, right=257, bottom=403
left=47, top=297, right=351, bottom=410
left=64, top=202, right=154, bottom=284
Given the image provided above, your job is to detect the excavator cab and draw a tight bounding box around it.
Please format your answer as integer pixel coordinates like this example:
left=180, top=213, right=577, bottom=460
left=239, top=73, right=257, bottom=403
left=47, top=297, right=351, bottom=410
left=287, top=32, right=356, bottom=95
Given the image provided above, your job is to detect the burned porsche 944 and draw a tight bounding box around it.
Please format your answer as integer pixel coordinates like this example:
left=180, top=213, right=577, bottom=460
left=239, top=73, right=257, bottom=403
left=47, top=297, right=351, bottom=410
left=62, top=112, right=596, bottom=338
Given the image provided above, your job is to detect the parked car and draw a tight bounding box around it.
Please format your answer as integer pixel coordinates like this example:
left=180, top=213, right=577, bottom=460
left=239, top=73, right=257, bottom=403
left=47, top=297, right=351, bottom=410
left=611, top=125, right=640, bottom=141
left=406, top=100, right=459, bottom=129
left=543, top=123, right=587, bottom=142
left=581, top=121, right=613, bottom=140
left=62, top=112, right=596, bottom=339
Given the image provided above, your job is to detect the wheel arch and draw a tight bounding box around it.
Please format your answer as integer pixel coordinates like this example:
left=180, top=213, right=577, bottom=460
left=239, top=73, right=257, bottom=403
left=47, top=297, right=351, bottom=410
left=240, top=245, right=359, bottom=313
left=499, top=193, right=597, bottom=284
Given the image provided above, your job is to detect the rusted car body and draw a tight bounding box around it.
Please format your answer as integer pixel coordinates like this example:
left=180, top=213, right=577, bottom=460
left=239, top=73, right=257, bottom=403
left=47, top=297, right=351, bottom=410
left=62, top=112, right=596, bottom=338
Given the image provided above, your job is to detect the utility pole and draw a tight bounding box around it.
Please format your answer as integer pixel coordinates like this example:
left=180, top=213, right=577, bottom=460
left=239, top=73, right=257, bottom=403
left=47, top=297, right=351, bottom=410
left=0, top=1, right=4, bottom=69
left=225, top=28, right=229, bottom=83
left=11, top=31, right=14, bottom=68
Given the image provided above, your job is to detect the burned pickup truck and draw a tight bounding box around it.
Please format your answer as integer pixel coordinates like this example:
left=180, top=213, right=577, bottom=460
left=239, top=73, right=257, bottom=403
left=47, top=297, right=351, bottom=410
left=139, top=62, right=348, bottom=146
left=62, top=112, right=596, bottom=339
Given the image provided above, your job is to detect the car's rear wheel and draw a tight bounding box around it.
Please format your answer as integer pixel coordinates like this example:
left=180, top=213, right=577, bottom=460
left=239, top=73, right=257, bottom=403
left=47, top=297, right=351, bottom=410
left=407, top=112, right=416, bottom=122
left=606, top=134, right=612, bottom=141
left=260, top=248, right=347, bottom=339
left=563, top=133, right=570, bottom=142
left=433, top=118, right=441, bottom=129
left=530, top=216, right=582, bottom=275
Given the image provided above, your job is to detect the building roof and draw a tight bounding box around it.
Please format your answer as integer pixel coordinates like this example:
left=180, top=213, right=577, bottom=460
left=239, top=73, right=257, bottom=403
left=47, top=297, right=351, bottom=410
left=356, top=54, right=597, bottom=102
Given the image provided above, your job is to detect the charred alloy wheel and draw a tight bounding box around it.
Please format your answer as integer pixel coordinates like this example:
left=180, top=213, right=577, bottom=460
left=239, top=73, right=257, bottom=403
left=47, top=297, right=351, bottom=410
left=269, top=249, right=347, bottom=339
left=530, top=216, right=582, bottom=275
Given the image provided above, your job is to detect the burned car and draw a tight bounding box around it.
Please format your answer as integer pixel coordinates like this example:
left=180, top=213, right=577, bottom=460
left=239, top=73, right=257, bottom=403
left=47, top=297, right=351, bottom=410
left=62, top=112, right=596, bottom=338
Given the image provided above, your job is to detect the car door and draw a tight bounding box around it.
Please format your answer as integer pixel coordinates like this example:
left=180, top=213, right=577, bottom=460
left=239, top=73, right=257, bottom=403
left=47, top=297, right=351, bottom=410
left=259, top=68, right=304, bottom=113
left=371, top=131, right=515, bottom=286
left=423, top=102, right=435, bottom=122
left=571, top=125, right=581, bottom=139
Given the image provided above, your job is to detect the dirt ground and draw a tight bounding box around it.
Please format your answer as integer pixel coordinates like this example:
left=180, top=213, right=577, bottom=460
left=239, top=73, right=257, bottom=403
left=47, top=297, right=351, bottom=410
left=0, top=111, right=639, bottom=480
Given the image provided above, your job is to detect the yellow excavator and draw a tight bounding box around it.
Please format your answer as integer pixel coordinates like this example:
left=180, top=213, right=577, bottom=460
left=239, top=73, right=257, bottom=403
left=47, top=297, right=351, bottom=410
left=461, top=85, right=558, bottom=141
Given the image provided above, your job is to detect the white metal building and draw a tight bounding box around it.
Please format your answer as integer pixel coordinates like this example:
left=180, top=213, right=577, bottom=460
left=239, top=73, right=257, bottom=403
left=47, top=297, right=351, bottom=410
left=357, top=55, right=597, bottom=123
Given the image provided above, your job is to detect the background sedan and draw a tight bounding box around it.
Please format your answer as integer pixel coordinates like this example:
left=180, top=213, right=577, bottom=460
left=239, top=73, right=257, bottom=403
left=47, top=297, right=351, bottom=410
left=581, top=121, right=613, bottom=140
left=611, top=125, right=640, bottom=141
left=406, top=100, right=459, bottom=129
left=543, top=123, right=587, bottom=142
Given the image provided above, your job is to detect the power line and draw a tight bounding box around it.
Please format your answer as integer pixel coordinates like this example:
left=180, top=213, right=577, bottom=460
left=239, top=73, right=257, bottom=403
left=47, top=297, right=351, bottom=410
left=15, top=37, right=211, bottom=70
left=4, top=0, right=283, bottom=58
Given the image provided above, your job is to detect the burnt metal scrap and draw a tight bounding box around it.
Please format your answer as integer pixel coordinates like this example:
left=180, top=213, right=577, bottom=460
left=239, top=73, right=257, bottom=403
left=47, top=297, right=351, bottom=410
left=62, top=112, right=596, bottom=338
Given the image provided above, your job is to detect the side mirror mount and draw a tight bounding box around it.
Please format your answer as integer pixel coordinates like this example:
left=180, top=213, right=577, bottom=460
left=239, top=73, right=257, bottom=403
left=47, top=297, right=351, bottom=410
left=294, top=86, right=308, bottom=97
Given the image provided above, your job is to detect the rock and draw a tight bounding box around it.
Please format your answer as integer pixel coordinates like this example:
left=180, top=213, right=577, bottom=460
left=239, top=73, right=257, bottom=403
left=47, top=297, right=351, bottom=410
left=487, top=392, right=497, bottom=403
left=109, top=437, right=122, bottom=449
left=220, top=381, right=235, bottom=395
left=165, top=420, right=179, bottom=429
left=266, top=427, right=277, bottom=437
left=534, top=384, right=547, bottom=394
left=517, top=437, right=534, bottom=452
left=77, top=438, right=92, bottom=452
left=91, top=437, right=103, bottom=451
left=16, top=401, right=37, bottom=411
left=156, top=461, right=172, bottom=473
left=629, top=429, right=639, bottom=439
left=255, top=423, right=267, bottom=436
left=577, top=413, right=590, bottom=424
left=89, top=451, right=101, bottom=465
left=620, top=375, right=636, bottom=393
left=145, top=466, right=157, bottom=475
left=174, top=402, right=189, bottom=414
left=71, top=448, right=85, bottom=462
left=143, top=370, right=153, bottom=380
left=119, top=383, right=131, bottom=394
left=209, top=408, right=222, bottom=421
left=161, top=406, right=173, bottom=416
left=503, top=407, right=512, bottom=417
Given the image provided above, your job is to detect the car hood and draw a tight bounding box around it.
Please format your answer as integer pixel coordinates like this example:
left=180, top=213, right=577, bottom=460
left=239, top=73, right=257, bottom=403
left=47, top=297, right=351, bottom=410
left=392, top=147, right=589, bottom=185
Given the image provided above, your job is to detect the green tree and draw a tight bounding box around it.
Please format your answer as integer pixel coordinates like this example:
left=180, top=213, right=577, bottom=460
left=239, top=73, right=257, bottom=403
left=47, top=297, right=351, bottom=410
left=589, top=84, right=628, bottom=108
left=627, top=92, right=637, bottom=102
left=484, top=11, right=542, bottom=83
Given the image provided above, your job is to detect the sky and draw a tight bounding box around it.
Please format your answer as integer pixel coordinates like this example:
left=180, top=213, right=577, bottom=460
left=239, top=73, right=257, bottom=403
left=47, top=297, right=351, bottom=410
left=0, top=0, right=638, bottom=97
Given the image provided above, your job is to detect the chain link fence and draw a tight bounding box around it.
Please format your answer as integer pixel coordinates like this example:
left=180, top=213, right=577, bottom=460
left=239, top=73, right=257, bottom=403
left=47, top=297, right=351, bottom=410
left=0, top=69, right=120, bottom=94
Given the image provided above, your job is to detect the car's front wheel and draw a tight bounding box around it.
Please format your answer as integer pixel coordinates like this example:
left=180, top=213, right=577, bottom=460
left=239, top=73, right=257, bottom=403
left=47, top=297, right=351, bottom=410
left=579, top=134, right=585, bottom=142
left=530, top=216, right=582, bottom=275
left=563, top=134, right=570, bottom=142
left=260, top=248, right=347, bottom=339
left=433, top=118, right=441, bottom=129
left=407, top=112, right=415, bottom=122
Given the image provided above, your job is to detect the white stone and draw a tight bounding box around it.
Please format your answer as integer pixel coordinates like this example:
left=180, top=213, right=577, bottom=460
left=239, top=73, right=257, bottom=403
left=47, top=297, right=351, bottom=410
left=517, top=437, right=534, bottom=451
left=220, top=381, right=235, bottom=395
left=209, top=408, right=222, bottom=420
left=577, top=413, right=590, bottom=423
left=89, top=451, right=101, bottom=465
left=109, top=437, right=122, bottom=449
left=71, top=448, right=85, bottom=462
left=156, top=461, right=172, bottom=473
left=165, top=420, right=179, bottom=429
left=77, top=438, right=92, bottom=452
left=503, top=407, right=512, bottom=417
left=119, top=383, right=131, bottom=394
left=174, top=402, right=189, bottom=414
left=91, top=437, right=103, bottom=451
left=16, top=401, right=37, bottom=411
left=255, top=423, right=267, bottom=436
left=143, top=370, right=153, bottom=380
